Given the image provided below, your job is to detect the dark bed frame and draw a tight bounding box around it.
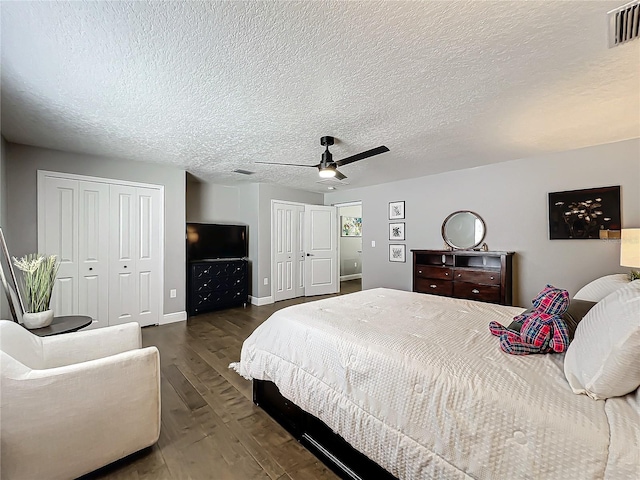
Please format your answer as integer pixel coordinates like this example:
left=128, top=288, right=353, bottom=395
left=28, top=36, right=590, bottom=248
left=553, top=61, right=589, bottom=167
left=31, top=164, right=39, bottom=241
left=253, top=380, right=398, bottom=480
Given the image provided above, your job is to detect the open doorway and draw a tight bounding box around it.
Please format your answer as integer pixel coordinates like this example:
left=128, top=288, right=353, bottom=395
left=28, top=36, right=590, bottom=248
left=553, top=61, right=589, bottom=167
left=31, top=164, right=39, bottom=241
left=336, top=202, right=362, bottom=293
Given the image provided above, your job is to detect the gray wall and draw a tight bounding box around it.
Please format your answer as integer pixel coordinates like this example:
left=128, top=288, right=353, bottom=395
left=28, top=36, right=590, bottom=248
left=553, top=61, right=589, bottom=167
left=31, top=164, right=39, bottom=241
left=325, top=139, right=640, bottom=307
left=338, top=204, right=363, bottom=277
left=237, top=183, right=260, bottom=296
left=5, top=143, right=186, bottom=315
left=186, top=180, right=240, bottom=223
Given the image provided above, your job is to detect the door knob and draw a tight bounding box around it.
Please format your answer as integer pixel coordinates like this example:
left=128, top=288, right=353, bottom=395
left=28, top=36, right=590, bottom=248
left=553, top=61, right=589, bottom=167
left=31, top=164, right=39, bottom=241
left=89, top=267, right=93, bottom=271
left=124, top=265, right=128, bottom=269
left=306, top=253, right=314, bottom=256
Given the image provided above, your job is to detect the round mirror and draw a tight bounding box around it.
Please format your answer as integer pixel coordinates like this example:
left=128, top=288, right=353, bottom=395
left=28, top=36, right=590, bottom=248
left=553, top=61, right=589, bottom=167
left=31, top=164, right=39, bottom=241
left=442, top=211, right=486, bottom=250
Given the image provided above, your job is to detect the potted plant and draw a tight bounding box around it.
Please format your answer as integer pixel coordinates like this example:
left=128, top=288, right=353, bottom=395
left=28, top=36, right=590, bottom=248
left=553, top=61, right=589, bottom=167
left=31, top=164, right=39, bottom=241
left=13, top=254, right=59, bottom=329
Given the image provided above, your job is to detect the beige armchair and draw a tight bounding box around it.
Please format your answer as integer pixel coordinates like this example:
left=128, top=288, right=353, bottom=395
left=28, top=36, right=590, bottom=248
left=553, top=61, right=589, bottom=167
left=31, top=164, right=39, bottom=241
left=0, top=320, right=161, bottom=480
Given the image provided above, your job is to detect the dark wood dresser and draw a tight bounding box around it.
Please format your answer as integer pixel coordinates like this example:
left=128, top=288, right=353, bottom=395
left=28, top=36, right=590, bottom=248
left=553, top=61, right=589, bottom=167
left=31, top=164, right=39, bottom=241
left=411, top=250, right=514, bottom=306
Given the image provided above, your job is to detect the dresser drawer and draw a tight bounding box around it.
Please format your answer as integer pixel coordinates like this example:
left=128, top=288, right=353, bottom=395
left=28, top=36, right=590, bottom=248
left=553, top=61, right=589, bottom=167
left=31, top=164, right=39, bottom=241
left=453, top=282, right=500, bottom=303
left=453, top=269, right=500, bottom=286
left=415, top=278, right=454, bottom=296
left=415, top=266, right=453, bottom=280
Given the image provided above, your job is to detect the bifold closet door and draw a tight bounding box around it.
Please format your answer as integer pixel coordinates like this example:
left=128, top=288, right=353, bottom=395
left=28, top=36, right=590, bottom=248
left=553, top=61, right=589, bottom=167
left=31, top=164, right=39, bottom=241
left=78, top=181, right=110, bottom=329
left=109, top=185, right=161, bottom=327
left=43, top=177, right=79, bottom=317
left=43, top=178, right=110, bottom=328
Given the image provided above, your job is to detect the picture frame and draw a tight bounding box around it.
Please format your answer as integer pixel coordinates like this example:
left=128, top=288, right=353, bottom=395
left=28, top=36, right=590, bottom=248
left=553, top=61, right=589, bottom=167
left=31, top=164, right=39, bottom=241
left=389, top=222, right=405, bottom=241
left=389, top=244, right=406, bottom=263
left=389, top=201, right=405, bottom=220
left=340, top=216, right=362, bottom=237
left=548, top=186, right=621, bottom=240
left=0, top=227, right=24, bottom=322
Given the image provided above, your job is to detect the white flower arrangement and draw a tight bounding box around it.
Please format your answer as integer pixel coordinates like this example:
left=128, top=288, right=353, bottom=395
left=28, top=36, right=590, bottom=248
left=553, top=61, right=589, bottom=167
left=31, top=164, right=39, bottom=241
left=13, top=254, right=60, bottom=313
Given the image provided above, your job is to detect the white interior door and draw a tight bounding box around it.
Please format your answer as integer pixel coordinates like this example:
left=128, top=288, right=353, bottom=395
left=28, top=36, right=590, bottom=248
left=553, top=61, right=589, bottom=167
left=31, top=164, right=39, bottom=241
left=273, top=202, right=305, bottom=302
left=304, top=204, right=338, bottom=297
left=109, top=184, right=138, bottom=326
left=135, top=187, right=161, bottom=327
left=78, top=181, right=110, bottom=329
left=42, top=176, right=78, bottom=316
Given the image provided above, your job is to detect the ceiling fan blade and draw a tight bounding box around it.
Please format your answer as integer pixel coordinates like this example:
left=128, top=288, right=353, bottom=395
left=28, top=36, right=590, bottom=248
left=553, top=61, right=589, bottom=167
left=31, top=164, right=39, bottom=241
left=335, top=146, right=389, bottom=167
left=334, top=170, right=347, bottom=181
left=254, top=161, right=319, bottom=167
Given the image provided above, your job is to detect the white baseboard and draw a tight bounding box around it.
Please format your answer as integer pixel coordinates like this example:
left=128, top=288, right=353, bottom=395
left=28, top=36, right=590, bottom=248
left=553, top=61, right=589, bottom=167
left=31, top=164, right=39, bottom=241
left=250, top=295, right=274, bottom=306
left=340, top=274, right=362, bottom=282
left=160, top=311, right=187, bottom=325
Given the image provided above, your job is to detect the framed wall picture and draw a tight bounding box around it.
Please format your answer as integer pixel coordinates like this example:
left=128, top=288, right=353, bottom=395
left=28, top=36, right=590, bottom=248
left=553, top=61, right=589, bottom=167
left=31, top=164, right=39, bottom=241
left=341, top=216, right=362, bottom=237
left=548, top=185, right=621, bottom=239
left=389, top=201, right=405, bottom=220
left=389, top=222, right=405, bottom=241
left=389, top=244, right=406, bottom=263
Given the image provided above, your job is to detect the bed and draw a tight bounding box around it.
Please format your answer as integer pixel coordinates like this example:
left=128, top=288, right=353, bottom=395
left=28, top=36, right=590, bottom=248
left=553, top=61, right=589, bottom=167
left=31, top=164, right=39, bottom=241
left=231, top=288, right=640, bottom=479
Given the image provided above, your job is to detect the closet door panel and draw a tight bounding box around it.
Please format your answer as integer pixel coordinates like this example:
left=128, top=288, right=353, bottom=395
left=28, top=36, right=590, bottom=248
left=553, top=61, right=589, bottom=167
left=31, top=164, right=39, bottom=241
left=135, top=187, right=161, bottom=326
left=78, top=181, right=110, bottom=329
left=109, top=185, right=138, bottom=325
left=43, top=177, right=78, bottom=316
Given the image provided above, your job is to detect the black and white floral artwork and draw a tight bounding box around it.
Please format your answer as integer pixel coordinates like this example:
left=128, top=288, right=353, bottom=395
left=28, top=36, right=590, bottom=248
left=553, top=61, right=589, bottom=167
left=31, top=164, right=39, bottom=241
left=389, top=222, right=405, bottom=241
left=389, top=244, right=406, bottom=263
left=389, top=201, right=405, bottom=220
left=548, top=186, right=621, bottom=239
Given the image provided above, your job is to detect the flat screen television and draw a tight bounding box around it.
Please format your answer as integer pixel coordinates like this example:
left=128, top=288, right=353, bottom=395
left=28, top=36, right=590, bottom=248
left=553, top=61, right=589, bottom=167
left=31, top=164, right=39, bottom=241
left=186, top=223, right=247, bottom=261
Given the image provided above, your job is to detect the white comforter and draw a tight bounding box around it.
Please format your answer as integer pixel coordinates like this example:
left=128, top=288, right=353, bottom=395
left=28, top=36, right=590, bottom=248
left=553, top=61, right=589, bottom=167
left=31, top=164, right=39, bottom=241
left=232, top=288, right=639, bottom=479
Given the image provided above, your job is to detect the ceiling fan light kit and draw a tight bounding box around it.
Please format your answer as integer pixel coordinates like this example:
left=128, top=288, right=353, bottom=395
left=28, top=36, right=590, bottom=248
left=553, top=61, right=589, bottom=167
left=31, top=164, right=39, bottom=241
left=319, top=165, right=337, bottom=178
left=255, top=136, right=389, bottom=182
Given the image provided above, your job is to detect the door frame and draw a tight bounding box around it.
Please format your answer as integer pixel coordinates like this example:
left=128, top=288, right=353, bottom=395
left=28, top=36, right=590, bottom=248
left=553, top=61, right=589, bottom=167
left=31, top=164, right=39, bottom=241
left=37, top=170, right=165, bottom=324
left=333, top=201, right=363, bottom=281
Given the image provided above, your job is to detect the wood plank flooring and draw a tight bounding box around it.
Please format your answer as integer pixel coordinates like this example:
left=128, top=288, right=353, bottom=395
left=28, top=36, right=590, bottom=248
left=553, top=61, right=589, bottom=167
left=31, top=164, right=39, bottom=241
left=82, top=280, right=362, bottom=480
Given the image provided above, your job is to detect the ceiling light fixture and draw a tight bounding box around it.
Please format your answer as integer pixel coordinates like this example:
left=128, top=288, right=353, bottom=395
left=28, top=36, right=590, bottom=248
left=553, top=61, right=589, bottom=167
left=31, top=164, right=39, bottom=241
left=318, top=165, right=337, bottom=178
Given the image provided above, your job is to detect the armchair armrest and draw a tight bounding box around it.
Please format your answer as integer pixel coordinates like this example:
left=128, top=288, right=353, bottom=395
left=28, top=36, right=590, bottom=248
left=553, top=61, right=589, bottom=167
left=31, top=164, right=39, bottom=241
left=1, top=346, right=161, bottom=480
left=41, top=322, right=141, bottom=368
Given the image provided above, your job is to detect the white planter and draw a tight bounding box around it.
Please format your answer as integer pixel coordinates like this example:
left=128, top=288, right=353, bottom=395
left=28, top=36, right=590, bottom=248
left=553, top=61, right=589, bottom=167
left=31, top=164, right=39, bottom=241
left=23, top=310, right=54, bottom=329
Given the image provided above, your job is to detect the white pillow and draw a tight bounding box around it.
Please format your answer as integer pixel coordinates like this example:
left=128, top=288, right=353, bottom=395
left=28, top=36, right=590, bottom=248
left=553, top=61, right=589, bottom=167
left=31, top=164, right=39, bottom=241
left=573, top=273, right=630, bottom=302
left=564, top=281, right=640, bottom=400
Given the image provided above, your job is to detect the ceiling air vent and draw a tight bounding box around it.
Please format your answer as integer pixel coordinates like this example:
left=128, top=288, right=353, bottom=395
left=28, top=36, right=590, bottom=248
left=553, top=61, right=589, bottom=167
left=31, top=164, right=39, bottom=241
left=609, top=1, right=640, bottom=47
left=233, top=169, right=255, bottom=175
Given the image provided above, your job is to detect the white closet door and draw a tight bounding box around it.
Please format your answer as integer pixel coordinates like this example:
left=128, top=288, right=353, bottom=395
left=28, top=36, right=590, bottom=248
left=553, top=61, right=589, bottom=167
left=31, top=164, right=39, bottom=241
left=78, top=181, right=110, bottom=329
left=109, top=184, right=138, bottom=326
left=135, top=187, right=161, bottom=327
left=43, top=176, right=78, bottom=316
left=273, top=202, right=304, bottom=302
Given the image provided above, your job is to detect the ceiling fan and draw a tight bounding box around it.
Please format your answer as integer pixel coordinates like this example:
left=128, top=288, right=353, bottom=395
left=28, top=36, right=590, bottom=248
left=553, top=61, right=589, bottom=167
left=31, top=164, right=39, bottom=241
left=255, top=136, right=389, bottom=180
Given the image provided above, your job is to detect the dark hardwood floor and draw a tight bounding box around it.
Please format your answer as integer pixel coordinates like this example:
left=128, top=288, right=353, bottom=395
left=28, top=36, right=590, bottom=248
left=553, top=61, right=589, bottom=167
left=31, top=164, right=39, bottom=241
left=83, top=279, right=362, bottom=480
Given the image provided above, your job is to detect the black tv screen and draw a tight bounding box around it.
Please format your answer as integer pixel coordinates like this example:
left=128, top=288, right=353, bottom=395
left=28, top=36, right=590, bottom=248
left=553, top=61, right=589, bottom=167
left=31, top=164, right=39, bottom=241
left=186, top=223, right=247, bottom=260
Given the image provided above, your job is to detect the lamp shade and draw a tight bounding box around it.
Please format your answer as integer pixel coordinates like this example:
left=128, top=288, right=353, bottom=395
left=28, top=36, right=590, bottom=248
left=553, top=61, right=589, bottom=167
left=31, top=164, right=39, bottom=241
left=620, top=228, right=640, bottom=268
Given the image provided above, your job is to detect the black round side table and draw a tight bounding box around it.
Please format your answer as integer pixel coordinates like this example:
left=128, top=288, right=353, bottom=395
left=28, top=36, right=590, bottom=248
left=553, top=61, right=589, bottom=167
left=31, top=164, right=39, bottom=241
left=27, top=315, right=93, bottom=337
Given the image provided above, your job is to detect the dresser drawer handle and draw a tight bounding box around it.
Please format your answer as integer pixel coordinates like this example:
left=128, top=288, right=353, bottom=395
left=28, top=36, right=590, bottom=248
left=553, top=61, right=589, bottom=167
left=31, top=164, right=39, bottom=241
left=445, top=272, right=449, bottom=276
left=418, top=270, right=422, bottom=274
left=490, top=276, right=495, bottom=280
left=472, top=289, right=480, bottom=294
left=457, top=274, right=462, bottom=278
left=430, top=284, right=437, bottom=289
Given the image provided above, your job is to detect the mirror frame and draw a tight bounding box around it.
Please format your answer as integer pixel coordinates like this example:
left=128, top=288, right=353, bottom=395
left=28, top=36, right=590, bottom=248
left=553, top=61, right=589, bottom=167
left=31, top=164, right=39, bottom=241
left=441, top=210, right=486, bottom=250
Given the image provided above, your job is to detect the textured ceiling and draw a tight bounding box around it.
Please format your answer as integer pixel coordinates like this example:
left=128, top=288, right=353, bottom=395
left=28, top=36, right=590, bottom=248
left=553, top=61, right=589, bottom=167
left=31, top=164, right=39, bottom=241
left=1, top=1, right=639, bottom=193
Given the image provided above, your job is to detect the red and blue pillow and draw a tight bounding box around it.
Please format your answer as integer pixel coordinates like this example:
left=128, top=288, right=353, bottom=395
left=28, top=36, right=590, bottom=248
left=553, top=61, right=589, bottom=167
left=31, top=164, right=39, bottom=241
left=489, top=285, right=570, bottom=355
